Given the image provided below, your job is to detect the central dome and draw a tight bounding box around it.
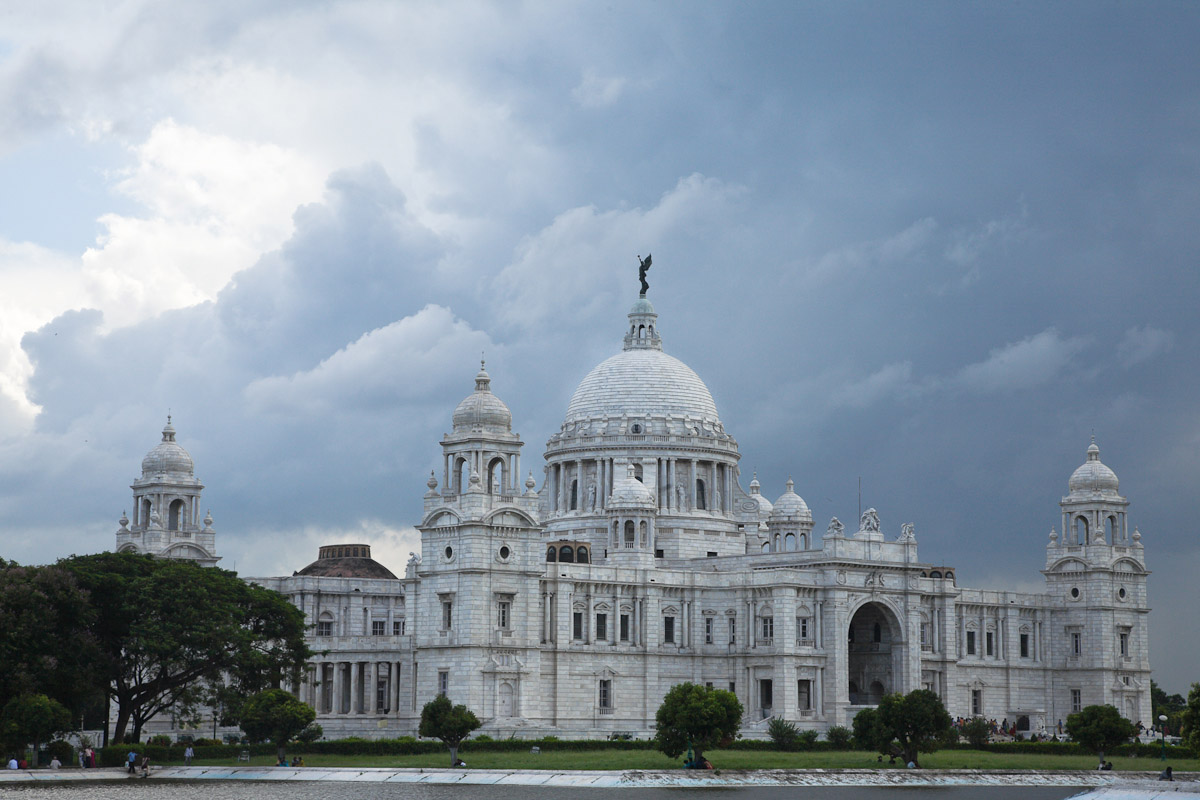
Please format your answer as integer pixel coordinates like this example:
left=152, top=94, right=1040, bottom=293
left=566, top=349, right=719, bottom=424
left=141, top=419, right=194, bottom=477
left=564, top=296, right=720, bottom=426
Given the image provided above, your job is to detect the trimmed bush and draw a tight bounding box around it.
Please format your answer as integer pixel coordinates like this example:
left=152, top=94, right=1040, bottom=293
left=825, top=726, right=853, bottom=749
left=767, top=718, right=799, bottom=750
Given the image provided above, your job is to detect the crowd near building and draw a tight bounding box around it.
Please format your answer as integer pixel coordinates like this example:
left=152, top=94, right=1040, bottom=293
left=115, top=288, right=1152, bottom=739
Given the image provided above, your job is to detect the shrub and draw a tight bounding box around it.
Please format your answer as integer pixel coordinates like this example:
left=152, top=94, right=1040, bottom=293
left=796, top=730, right=820, bottom=750
left=296, top=724, right=323, bottom=744
left=825, top=726, right=853, bottom=749
left=962, top=717, right=992, bottom=748
left=767, top=717, right=800, bottom=750
left=46, top=740, right=75, bottom=764
left=148, top=734, right=172, bottom=747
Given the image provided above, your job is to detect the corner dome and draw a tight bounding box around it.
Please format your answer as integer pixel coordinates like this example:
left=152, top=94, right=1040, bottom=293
left=770, top=478, right=812, bottom=522
left=297, top=543, right=397, bottom=579
left=609, top=464, right=657, bottom=508
left=748, top=472, right=773, bottom=515
left=1068, top=440, right=1119, bottom=494
left=452, top=362, right=512, bottom=433
left=141, top=418, right=194, bottom=477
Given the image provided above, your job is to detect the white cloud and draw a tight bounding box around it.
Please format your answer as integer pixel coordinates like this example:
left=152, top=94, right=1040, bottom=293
left=952, top=328, right=1089, bottom=394
left=829, top=362, right=915, bottom=409
left=571, top=69, right=626, bottom=108
left=243, top=305, right=492, bottom=415
left=1116, top=324, right=1173, bottom=368
left=807, top=217, right=938, bottom=284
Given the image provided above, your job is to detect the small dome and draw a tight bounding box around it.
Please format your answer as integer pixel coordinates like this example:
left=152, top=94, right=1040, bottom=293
left=748, top=471, right=773, bottom=515
left=630, top=296, right=656, bottom=315
left=1068, top=440, right=1119, bottom=494
left=452, top=362, right=513, bottom=433
left=609, top=464, right=656, bottom=508
left=770, top=478, right=812, bottom=522
left=141, top=418, right=195, bottom=476
left=297, top=543, right=398, bottom=579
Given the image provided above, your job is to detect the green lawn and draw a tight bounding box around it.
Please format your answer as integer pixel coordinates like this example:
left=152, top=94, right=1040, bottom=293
left=174, top=749, right=1200, bottom=772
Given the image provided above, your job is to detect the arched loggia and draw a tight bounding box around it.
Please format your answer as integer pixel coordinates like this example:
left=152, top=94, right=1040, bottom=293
left=846, top=601, right=904, bottom=706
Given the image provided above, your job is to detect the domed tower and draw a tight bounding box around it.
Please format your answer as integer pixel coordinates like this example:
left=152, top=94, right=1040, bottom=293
left=543, top=293, right=760, bottom=559
left=766, top=478, right=814, bottom=553
left=115, top=417, right=219, bottom=566
left=1044, top=439, right=1149, bottom=723
left=606, top=462, right=658, bottom=565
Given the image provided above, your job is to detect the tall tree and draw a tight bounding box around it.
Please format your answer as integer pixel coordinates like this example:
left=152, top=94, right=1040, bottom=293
left=653, top=682, right=743, bottom=765
left=1066, top=704, right=1136, bottom=766
left=60, top=552, right=311, bottom=742
left=0, top=562, right=102, bottom=718
left=418, top=694, right=480, bottom=766
left=0, top=694, right=73, bottom=758
left=237, top=689, right=316, bottom=763
left=1178, top=683, right=1200, bottom=752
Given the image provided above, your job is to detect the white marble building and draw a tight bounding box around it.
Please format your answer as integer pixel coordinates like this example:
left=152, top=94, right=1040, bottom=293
left=129, top=292, right=1153, bottom=739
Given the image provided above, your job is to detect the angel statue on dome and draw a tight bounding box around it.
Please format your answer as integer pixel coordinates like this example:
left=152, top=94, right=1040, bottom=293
left=638, top=253, right=652, bottom=296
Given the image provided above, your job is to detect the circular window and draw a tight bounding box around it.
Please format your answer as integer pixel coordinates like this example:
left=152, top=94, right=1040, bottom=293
left=1118, top=587, right=1127, bottom=600
left=631, top=423, right=642, bottom=433
left=499, top=545, right=511, bottom=560
left=1070, top=587, right=1080, bottom=599
left=444, top=546, right=453, bottom=560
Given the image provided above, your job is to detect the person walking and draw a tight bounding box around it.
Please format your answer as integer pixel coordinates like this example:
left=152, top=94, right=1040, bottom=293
left=183, top=744, right=194, bottom=766
left=126, top=749, right=138, bottom=774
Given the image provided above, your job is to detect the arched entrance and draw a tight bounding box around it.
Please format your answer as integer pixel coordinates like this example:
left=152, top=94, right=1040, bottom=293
left=847, top=601, right=903, bottom=705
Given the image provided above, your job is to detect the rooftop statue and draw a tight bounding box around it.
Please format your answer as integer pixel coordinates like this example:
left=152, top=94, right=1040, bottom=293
left=638, top=253, right=652, bottom=296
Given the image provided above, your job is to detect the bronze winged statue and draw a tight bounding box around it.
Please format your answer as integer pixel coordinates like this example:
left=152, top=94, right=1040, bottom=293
left=638, top=253, right=652, bottom=296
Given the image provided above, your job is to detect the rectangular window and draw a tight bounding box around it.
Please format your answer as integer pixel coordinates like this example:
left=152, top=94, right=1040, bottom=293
left=1020, top=632, right=1029, bottom=658
left=966, top=630, right=976, bottom=655
left=497, top=601, right=511, bottom=629
left=1119, top=632, right=1129, bottom=657
left=971, top=689, right=982, bottom=716
left=442, top=601, right=453, bottom=630
left=620, top=613, right=630, bottom=642
left=316, top=620, right=332, bottom=637
left=705, top=617, right=714, bottom=644
left=438, top=671, right=449, bottom=697
left=986, top=631, right=994, bottom=656
left=1072, top=631, right=1082, bottom=656
left=573, top=611, right=584, bottom=640
left=705, top=682, right=714, bottom=689
left=372, top=620, right=386, bottom=636
left=797, top=679, right=812, bottom=710
left=919, top=622, right=927, bottom=647
left=706, top=551, right=718, bottom=558
left=761, top=616, right=774, bottom=641
left=663, top=616, right=676, bottom=643
left=729, top=618, right=736, bottom=645
left=1071, top=688, right=1082, bottom=713
left=599, top=679, right=612, bottom=709
left=729, top=681, right=736, bottom=694
left=798, top=617, right=810, bottom=641
left=759, top=679, right=773, bottom=710
left=596, top=613, right=607, bottom=641
left=394, top=619, right=405, bottom=636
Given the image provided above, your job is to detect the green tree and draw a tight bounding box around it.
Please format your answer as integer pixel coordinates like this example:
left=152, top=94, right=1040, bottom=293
left=1066, top=704, right=1136, bottom=765
left=418, top=694, right=480, bottom=765
left=1152, top=680, right=1187, bottom=733
left=237, top=689, right=316, bottom=763
left=1177, top=682, right=1200, bottom=752
left=0, top=694, right=74, bottom=758
left=767, top=717, right=799, bottom=749
left=0, top=563, right=103, bottom=719
left=851, top=690, right=951, bottom=767
left=653, top=682, right=743, bottom=765
left=962, top=717, right=992, bottom=748
left=60, top=552, right=312, bottom=742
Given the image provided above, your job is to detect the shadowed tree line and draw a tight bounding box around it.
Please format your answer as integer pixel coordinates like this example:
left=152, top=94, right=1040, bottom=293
left=0, top=552, right=311, bottom=749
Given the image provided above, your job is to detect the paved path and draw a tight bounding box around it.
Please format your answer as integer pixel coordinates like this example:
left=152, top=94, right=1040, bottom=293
left=0, top=767, right=1196, bottom=793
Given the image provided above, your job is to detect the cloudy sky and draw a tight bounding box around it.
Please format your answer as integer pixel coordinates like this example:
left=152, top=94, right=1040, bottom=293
left=1, top=2, right=1197, bottom=692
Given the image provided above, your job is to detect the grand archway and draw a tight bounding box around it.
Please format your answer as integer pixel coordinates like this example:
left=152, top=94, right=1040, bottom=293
left=847, top=601, right=903, bottom=705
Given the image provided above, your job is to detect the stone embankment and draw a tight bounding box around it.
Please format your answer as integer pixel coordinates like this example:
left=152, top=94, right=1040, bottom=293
left=0, top=766, right=1196, bottom=795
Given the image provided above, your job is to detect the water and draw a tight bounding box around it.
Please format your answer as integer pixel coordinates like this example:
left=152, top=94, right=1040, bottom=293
left=0, top=783, right=1086, bottom=800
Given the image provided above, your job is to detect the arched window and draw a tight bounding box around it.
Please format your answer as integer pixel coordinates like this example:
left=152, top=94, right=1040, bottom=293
left=546, top=547, right=557, bottom=562
left=577, top=546, right=589, bottom=564
left=772, top=534, right=779, bottom=552
left=570, top=480, right=578, bottom=510
left=784, top=533, right=796, bottom=552
left=696, top=479, right=706, bottom=510
left=634, top=463, right=643, bottom=481
left=1074, top=515, right=1088, bottom=543
left=761, top=541, right=770, bottom=554
left=488, top=457, right=506, bottom=494
left=559, top=545, right=574, bottom=563
left=456, top=457, right=470, bottom=494
left=624, top=520, right=635, bottom=548
left=930, top=570, right=942, bottom=578
left=799, top=533, right=808, bottom=550
left=945, top=571, right=954, bottom=581
left=639, top=324, right=647, bottom=338
left=1106, top=516, right=1116, bottom=542
left=873, top=622, right=882, bottom=643
left=140, top=497, right=152, bottom=528
left=612, top=521, right=620, bottom=547
left=639, top=520, right=648, bottom=546
left=168, top=499, right=184, bottom=531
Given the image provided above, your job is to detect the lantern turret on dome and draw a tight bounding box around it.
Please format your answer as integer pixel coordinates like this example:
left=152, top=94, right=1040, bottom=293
left=1059, top=437, right=1131, bottom=546
left=439, top=361, right=525, bottom=501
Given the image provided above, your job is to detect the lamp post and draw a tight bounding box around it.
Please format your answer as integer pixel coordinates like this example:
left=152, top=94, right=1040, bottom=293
left=1159, top=713, right=1168, bottom=761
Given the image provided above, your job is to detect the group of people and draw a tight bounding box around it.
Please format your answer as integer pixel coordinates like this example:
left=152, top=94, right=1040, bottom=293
left=77, top=747, right=97, bottom=768
left=5, top=756, right=27, bottom=770
left=275, top=756, right=305, bottom=766
left=125, top=750, right=151, bottom=777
